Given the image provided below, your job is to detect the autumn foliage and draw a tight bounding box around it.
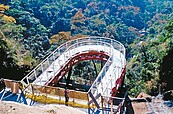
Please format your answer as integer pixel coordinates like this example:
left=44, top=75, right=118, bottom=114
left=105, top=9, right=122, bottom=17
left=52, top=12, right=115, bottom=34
left=0, top=0, right=173, bottom=96
left=0, top=4, right=16, bottom=23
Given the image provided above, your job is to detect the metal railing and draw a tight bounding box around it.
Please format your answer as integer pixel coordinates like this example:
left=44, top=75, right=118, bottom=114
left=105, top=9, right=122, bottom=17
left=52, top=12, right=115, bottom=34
left=88, top=37, right=126, bottom=97
left=21, top=37, right=126, bottom=95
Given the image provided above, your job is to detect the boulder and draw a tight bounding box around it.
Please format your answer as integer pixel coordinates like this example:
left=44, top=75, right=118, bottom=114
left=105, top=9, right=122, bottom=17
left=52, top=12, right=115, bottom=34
left=163, top=90, right=173, bottom=100
left=137, top=92, right=152, bottom=102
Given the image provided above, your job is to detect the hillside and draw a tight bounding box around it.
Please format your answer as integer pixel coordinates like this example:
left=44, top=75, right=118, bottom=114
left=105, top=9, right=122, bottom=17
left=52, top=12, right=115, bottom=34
left=0, top=0, right=173, bottom=96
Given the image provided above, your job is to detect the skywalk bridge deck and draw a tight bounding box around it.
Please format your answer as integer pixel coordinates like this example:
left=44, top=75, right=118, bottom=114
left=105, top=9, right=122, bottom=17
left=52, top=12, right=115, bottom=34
left=1, top=37, right=127, bottom=114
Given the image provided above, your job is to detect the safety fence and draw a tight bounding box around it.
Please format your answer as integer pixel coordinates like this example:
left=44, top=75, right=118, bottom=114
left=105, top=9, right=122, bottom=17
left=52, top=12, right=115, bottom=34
left=21, top=37, right=125, bottom=91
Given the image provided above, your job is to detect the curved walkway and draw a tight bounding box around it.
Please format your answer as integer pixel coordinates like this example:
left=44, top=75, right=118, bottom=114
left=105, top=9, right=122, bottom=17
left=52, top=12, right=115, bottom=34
left=21, top=37, right=126, bottom=103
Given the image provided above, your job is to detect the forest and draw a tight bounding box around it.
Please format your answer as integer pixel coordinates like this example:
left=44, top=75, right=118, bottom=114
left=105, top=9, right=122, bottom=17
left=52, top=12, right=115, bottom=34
left=0, top=0, right=173, bottom=97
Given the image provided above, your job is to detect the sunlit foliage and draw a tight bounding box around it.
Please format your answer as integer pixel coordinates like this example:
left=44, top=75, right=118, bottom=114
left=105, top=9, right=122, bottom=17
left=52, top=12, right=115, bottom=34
left=0, top=4, right=16, bottom=23
left=1, top=0, right=173, bottom=95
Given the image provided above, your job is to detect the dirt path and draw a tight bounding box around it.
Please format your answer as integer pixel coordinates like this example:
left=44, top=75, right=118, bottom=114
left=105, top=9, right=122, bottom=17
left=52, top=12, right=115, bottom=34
left=0, top=101, right=86, bottom=114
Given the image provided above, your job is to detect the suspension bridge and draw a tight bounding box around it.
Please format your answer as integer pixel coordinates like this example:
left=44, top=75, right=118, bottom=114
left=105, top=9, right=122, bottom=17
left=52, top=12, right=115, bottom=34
left=0, top=37, right=127, bottom=113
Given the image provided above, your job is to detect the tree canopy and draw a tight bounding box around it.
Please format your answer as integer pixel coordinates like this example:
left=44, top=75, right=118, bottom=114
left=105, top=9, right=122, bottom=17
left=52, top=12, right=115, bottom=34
left=0, top=0, right=173, bottom=96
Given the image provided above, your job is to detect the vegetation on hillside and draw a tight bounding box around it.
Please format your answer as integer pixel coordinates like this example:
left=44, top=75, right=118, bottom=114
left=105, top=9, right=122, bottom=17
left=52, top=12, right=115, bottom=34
left=0, top=4, right=36, bottom=80
left=0, top=0, right=173, bottom=96
left=126, top=20, right=173, bottom=96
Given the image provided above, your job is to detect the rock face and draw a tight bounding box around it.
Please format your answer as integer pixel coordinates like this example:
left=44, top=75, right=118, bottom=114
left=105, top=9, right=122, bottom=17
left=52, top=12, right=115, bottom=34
left=137, top=92, right=152, bottom=102
left=163, top=90, right=173, bottom=100
left=0, top=78, right=6, bottom=92
left=0, top=101, right=86, bottom=114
